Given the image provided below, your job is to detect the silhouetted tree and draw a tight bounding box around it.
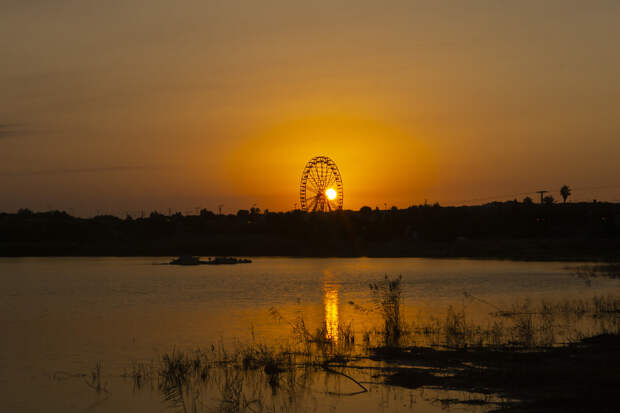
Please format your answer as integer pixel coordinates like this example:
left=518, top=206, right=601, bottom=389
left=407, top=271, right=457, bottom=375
left=543, top=195, right=555, bottom=205
left=523, top=196, right=533, bottom=205
left=149, top=211, right=165, bottom=219
left=4, top=199, right=620, bottom=259
left=200, top=208, right=214, bottom=218
left=560, top=185, right=572, bottom=203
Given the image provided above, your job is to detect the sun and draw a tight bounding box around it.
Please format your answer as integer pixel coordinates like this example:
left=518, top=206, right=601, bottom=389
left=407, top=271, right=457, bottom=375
left=325, top=188, right=337, bottom=200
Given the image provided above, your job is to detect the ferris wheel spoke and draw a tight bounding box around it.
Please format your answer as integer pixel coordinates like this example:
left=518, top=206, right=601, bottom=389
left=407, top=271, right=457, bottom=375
left=310, top=197, right=320, bottom=212
left=321, top=163, right=329, bottom=187
left=307, top=168, right=318, bottom=186
left=316, top=169, right=326, bottom=189
left=310, top=177, right=321, bottom=193
left=306, top=179, right=320, bottom=193
left=316, top=192, right=326, bottom=212
left=316, top=163, right=325, bottom=188
left=330, top=166, right=341, bottom=186
left=325, top=173, right=336, bottom=189
left=309, top=168, right=322, bottom=190
left=308, top=189, right=320, bottom=199
left=326, top=166, right=336, bottom=187
left=313, top=166, right=323, bottom=189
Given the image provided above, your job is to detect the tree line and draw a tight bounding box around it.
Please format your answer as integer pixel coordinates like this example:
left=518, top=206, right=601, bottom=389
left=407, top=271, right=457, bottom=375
left=1, top=195, right=619, bottom=259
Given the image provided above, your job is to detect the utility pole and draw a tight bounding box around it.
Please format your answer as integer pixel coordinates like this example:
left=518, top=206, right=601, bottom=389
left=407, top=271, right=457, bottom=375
left=536, top=190, right=548, bottom=204
left=218, top=204, right=223, bottom=215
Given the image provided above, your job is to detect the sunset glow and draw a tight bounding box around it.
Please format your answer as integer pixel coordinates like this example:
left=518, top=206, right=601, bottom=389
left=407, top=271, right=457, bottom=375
left=1, top=1, right=620, bottom=214
left=3, top=3, right=620, bottom=411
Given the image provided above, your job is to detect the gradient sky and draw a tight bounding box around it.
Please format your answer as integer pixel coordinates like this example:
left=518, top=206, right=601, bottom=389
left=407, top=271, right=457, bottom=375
left=2, top=1, right=620, bottom=216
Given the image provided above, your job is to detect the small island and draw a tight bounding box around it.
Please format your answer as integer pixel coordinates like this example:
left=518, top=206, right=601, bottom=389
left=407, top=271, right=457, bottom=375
left=169, top=256, right=252, bottom=266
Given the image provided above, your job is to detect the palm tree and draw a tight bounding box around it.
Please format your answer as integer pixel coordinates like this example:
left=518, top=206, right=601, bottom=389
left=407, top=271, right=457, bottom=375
left=560, top=185, right=572, bottom=203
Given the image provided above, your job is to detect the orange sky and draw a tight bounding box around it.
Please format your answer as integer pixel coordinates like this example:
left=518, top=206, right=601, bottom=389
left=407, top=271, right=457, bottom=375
left=1, top=1, right=620, bottom=215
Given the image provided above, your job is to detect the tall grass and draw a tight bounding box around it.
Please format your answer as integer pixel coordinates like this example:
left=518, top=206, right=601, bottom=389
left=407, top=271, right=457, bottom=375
left=84, top=361, right=107, bottom=394
left=403, top=294, right=620, bottom=349
left=370, top=275, right=404, bottom=345
left=573, top=263, right=620, bottom=284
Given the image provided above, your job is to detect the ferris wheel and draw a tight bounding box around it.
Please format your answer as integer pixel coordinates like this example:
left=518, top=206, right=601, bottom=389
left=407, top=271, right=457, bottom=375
left=299, top=156, right=343, bottom=212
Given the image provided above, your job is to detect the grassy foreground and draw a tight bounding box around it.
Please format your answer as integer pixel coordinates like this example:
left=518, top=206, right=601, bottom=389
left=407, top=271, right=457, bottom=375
left=105, top=273, right=620, bottom=412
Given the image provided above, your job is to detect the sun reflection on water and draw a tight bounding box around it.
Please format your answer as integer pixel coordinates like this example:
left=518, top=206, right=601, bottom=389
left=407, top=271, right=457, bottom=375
left=324, top=284, right=339, bottom=342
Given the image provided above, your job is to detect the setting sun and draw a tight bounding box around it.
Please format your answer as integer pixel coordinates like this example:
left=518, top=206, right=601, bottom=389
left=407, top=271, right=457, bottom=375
left=326, top=188, right=337, bottom=200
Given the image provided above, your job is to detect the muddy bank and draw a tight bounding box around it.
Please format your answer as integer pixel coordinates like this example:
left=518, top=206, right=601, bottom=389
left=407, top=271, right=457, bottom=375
left=373, top=334, right=620, bottom=412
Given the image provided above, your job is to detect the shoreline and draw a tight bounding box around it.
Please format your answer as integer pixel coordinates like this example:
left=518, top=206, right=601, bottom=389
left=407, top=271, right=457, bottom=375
left=0, top=250, right=617, bottom=262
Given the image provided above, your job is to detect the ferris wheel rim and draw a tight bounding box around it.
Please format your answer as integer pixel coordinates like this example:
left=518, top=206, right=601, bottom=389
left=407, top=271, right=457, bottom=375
left=299, top=155, right=343, bottom=212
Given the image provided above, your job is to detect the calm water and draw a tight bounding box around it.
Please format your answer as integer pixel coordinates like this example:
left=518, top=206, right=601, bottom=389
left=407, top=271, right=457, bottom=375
left=1, top=257, right=619, bottom=412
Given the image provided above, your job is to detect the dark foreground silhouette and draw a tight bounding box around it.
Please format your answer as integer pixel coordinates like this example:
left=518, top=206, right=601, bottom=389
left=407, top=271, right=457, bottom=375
left=2, top=201, right=619, bottom=259
left=376, top=334, right=620, bottom=412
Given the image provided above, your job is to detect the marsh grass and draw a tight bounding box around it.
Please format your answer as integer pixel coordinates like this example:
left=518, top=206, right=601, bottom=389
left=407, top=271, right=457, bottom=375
left=116, top=275, right=620, bottom=412
left=399, top=293, right=620, bottom=350
left=370, top=275, right=405, bottom=346
left=137, top=341, right=364, bottom=412
left=573, top=263, right=620, bottom=285
left=84, top=361, right=108, bottom=394
left=121, top=360, right=156, bottom=391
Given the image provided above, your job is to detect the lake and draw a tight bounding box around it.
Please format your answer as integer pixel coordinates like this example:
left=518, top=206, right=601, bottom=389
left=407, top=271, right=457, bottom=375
left=1, top=257, right=619, bottom=412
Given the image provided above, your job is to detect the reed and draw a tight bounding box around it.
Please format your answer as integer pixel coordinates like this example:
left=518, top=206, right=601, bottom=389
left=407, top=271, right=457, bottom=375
left=84, top=361, right=107, bottom=394
left=370, top=274, right=405, bottom=345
